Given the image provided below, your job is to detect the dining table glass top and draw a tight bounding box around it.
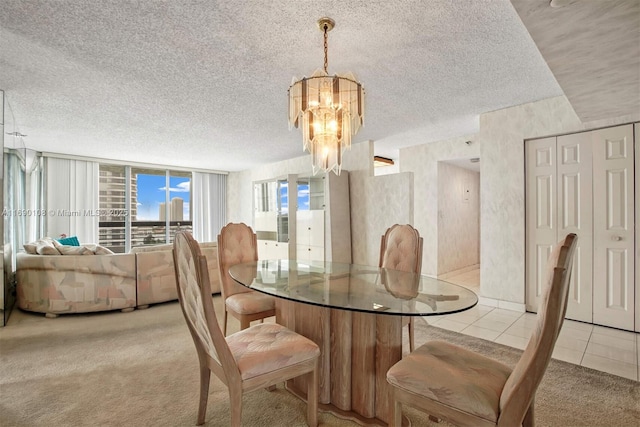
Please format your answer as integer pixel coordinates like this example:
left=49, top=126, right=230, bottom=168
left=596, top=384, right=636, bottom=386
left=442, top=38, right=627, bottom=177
left=228, top=259, right=478, bottom=316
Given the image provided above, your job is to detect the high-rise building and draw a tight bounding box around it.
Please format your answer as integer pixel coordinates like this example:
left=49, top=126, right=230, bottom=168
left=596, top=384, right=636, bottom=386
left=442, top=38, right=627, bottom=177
left=171, top=197, right=184, bottom=221
left=99, top=165, right=137, bottom=220
left=98, top=165, right=138, bottom=253
left=158, top=197, right=184, bottom=221
left=159, top=202, right=166, bottom=221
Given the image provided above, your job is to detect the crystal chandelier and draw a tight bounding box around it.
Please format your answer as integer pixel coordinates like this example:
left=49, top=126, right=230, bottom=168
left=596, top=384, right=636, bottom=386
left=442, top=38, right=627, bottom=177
left=288, top=17, right=365, bottom=175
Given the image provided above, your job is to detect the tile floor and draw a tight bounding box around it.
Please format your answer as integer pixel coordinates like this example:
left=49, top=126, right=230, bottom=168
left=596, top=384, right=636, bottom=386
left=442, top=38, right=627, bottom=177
left=433, top=267, right=639, bottom=381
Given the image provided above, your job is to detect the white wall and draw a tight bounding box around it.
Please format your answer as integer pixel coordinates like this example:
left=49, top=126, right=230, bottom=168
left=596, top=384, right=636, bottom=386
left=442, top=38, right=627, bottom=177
left=437, top=162, right=480, bottom=275
left=400, top=135, right=480, bottom=277
left=350, top=169, right=414, bottom=266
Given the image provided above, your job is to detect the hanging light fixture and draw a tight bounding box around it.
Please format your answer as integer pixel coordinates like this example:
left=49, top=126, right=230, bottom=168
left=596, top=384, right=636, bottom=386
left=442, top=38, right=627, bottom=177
left=288, top=17, right=365, bottom=175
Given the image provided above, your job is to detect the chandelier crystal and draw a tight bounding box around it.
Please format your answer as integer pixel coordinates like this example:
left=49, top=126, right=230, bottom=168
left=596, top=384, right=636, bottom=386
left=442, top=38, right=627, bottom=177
left=288, top=17, right=365, bottom=175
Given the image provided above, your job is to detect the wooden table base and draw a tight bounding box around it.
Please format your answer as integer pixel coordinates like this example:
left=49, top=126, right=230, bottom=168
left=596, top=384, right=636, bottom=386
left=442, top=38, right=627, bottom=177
left=285, top=382, right=411, bottom=427
left=276, top=299, right=406, bottom=426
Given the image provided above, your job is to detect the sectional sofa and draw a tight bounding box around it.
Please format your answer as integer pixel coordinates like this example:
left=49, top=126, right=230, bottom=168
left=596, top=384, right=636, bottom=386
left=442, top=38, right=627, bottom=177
left=16, top=241, right=220, bottom=317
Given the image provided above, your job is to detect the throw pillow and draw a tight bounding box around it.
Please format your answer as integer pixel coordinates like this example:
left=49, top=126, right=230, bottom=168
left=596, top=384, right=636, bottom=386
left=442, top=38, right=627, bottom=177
left=23, top=242, right=38, bottom=254
left=57, top=236, right=80, bottom=246
left=57, top=245, right=94, bottom=256
left=24, top=237, right=56, bottom=254
left=94, top=245, right=115, bottom=255
left=36, top=239, right=61, bottom=255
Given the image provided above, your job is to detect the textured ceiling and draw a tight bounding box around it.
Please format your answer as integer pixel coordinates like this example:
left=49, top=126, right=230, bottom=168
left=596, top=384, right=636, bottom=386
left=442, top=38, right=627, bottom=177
left=511, top=0, right=640, bottom=123
left=0, top=0, right=617, bottom=172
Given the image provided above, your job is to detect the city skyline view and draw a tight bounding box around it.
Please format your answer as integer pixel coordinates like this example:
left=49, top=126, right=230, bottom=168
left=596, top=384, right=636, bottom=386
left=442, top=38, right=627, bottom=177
left=135, top=174, right=191, bottom=221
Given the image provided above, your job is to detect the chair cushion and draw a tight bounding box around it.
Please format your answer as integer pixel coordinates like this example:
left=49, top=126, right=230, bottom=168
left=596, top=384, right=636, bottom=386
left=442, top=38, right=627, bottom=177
left=227, top=323, right=320, bottom=380
left=226, top=291, right=275, bottom=314
left=387, top=340, right=512, bottom=423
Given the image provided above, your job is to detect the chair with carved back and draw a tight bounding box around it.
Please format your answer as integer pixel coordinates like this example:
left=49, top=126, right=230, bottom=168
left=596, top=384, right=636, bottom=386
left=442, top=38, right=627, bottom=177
left=217, top=222, right=276, bottom=335
left=173, top=231, right=320, bottom=426
left=386, top=233, right=578, bottom=427
left=379, top=224, right=424, bottom=352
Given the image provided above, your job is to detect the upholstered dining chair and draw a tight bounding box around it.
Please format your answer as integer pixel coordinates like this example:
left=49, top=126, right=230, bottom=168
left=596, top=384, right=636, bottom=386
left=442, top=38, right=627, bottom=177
left=217, top=222, right=276, bottom=335
left=386, top=233, right=577, bottom=427
left=173, top=231, right=320, bottom=426
left=379, top=224, right=424, bottom=352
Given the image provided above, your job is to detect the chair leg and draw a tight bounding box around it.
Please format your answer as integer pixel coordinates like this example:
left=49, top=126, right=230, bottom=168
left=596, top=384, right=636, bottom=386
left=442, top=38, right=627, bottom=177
left=223, top=309, right=228, bottom=336
left=229, top=386, right=243, bottom=427
left=390, top=395, right=402, bottom=427
left=196, top=365, right=211, bottom=425
left=523, top=398, right=535, bottom=427
left=240, top=317, right=251, bottom=330
left=408, top=317, right=415, bottom=352
left=307, top=361, right=319, bottom=427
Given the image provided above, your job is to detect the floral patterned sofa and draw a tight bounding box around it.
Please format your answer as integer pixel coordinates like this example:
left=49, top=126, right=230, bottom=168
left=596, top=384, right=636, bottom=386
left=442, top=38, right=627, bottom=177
left=17, top=239, right=220, bottom=317
left=17, top=250, right=137, bottom=317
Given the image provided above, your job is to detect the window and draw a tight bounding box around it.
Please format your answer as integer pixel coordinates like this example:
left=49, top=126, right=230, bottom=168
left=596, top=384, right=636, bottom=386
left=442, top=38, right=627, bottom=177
left=99, top=165, right=192, bottom=253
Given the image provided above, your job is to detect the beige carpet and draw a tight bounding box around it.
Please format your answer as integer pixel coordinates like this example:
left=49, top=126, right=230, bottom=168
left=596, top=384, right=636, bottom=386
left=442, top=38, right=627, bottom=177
left=0, top=298, right=638, bottom=427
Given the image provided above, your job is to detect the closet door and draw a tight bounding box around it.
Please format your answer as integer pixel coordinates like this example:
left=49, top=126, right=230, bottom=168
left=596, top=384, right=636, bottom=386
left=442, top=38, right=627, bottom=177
left=592, top=124, right=635, bottom=330
left=525, top=137, right=557, bottom=311
left=557, top=132, right=593, bottom=323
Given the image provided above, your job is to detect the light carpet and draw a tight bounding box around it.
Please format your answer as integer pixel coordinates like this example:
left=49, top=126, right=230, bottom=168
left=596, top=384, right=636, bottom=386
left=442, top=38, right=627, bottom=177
left=0, top=298, right=638, bottom=426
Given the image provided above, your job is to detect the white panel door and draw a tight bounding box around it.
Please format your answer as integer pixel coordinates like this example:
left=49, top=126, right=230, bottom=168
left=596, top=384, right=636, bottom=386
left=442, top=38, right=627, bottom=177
left=557, top=132, right=593, bottom=323
left=592, top=124, right=635, bottom=330
left=525, top=137, right=557, bottom=311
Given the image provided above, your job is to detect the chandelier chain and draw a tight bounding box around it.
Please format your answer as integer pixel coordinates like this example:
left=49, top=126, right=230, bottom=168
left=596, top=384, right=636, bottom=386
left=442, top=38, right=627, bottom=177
left=323, top=24, right=329, bottom=74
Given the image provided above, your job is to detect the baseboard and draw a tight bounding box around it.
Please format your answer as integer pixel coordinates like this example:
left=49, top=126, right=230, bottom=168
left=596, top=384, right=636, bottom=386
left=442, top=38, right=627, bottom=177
left=438, top=263, right=480, bottom=279
left=478, top=296, right=525, bottom=313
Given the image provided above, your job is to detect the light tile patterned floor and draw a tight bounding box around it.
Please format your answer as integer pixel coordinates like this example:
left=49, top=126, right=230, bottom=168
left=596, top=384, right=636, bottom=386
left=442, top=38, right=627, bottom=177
left=434, top=267, right=639, bottom=381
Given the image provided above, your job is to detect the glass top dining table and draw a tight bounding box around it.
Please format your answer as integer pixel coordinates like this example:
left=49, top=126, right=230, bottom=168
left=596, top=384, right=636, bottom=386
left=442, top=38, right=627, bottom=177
left=228, top=259, right=478, bottom=317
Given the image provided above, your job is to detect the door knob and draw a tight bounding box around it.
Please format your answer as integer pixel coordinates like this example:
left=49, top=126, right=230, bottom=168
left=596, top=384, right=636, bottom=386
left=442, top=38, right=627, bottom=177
left=611, top=235, right=623, bottom=241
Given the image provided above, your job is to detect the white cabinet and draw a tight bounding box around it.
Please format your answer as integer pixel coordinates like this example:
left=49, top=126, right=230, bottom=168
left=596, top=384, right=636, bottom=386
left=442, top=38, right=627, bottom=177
left=294, top=172, right=351, bottom=263
left=525, top=123, right=637, bottom=331
left=257, top=240, right=289, bottom=260
left=296, top=210, right=325, bottom=262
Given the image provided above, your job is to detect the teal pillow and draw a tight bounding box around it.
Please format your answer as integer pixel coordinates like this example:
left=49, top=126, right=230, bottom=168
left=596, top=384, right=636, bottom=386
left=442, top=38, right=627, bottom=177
left=57, top=236, right=80, bottom=246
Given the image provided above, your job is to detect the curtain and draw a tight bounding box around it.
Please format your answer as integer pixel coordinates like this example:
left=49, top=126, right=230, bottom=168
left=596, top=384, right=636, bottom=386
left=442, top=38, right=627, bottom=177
left=25, top=151, right=43, bottom=243
left=44, top=157, right=99, bottom=243
left=4, top=150, right=26, bottom=261
left=192, top=172, right=226, bottom=242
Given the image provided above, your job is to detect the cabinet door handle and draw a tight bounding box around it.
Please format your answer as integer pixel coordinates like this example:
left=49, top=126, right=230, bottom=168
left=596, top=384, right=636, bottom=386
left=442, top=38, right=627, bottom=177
left=611, top=235, right=623, bottom=241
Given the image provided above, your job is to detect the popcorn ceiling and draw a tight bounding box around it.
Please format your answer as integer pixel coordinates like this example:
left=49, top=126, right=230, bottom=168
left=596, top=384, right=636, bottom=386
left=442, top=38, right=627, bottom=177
left=0, top=0, right=568, bottom=171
